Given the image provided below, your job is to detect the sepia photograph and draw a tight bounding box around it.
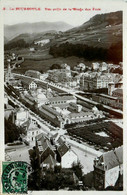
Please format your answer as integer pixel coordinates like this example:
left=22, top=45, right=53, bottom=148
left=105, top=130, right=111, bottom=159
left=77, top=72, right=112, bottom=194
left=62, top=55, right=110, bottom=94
left=1, top=0, right=126, bottom=193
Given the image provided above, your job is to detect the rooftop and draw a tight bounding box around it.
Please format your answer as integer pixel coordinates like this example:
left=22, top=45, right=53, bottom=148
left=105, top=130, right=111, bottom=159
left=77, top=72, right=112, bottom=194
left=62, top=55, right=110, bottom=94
left=95, top=146, right=123, bottom=170
left=113, top=88, right=123, bottom=95
left=57, top=143, right=70, bottom=157
left=49, top=95, right=76, bottom=102
left=69, top=111, right=93, bottom=118
left=42, top=154, right=57, bottom=167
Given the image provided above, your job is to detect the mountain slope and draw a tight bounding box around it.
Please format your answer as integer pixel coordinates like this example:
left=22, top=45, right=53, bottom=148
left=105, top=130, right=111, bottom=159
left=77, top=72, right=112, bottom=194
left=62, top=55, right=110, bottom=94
left=4, top=21, right=73, bottom=41
left=49, top=11, right=122, bottom=63
left=50, top=11, right=122, bottom=49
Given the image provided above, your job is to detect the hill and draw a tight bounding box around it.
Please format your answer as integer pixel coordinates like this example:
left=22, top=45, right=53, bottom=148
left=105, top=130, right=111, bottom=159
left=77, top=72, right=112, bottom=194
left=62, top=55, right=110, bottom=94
left=4, top=21, right=73, bottom=41
left=6, top=31, right=57, bottom=44
left=49, top=11, right=122, bottom=63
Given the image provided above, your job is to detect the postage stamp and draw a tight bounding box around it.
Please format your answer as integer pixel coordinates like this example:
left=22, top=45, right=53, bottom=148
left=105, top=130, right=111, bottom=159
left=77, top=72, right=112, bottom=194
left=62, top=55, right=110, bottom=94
left=2, top=161, right=30, bottom=194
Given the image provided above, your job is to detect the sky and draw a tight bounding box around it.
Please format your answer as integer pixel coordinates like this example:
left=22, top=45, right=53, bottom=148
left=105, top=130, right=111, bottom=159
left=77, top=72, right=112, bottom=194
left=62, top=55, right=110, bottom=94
left=2, top=0, right=125, bottom=27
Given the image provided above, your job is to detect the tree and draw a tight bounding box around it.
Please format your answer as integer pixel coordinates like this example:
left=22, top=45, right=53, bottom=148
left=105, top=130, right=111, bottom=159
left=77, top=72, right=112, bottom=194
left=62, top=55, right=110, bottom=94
left=72, top=162, right=83, bottom=179
left=50, top=64, right=61, bottom=70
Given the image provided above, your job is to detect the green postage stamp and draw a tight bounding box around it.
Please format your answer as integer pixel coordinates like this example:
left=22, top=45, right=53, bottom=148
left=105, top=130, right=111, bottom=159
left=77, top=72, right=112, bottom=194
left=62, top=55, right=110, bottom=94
left=2, top=161, right=29, bottom=193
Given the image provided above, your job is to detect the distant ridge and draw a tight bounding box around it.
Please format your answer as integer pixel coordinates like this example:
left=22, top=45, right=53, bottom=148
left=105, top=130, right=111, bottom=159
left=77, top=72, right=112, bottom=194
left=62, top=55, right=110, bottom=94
left=4, top=21, right=73, bottom=41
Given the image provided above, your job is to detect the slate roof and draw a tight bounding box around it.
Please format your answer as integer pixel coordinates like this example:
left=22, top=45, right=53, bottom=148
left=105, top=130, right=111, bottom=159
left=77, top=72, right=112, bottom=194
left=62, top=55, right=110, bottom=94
left=40, top=105, right=60, bottom=118
left=21, top=78, right=37, bottom=86
left=43, top=154, right=57, bottom=167
left=49, top=95, right=76, bottom=102
left=69, top=111, right=93, bottom=118
left=36, top=134, right=53, bottom=153
left=57, top=143, right=70, bottom=157
left=96, top=146, right=123, bottom=171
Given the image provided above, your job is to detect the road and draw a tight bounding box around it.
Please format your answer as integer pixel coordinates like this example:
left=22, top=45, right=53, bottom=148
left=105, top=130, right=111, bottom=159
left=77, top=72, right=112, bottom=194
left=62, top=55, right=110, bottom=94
left=6, top=91, right=102, bottom=159
left=13, top=73, right=123, bottom=116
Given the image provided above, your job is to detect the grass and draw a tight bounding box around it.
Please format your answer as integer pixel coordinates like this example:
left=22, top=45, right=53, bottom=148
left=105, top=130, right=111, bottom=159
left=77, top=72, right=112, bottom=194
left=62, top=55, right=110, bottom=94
left=12, top=55, right=102, bottom=74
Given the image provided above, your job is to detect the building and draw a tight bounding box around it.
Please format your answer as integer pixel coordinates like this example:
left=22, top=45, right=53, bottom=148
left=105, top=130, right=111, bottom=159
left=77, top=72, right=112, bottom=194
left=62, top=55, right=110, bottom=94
left=92, top=91, right=123, bottom=110
left=74, top=63, right=86, bottom=72
left=13, top=107, right=29, bottom=126
left=48, top=69, right=72, bottom=83
left=29, top=48, right=35, bottom=52
left=99, top=62, right=108, bottom=71
left=48, top=95, right=77, bottom=105
left=35, top=133, right=78, bottom=169
left=21, top=78, right=37, bottom=90
left=57, top=143, right=78, bottom=168
left=92, top=62, right=100, bottom=70
left=112, top=89, right=123, bottom=110
left=61, top=63, right=70, bottom=70
left=34, top=39, right=50, bottom=46
left=35, top=133, right=58, bottom=169
left=25, top=120, right=42, bottom=143
left=39, top=101, right=104, bottom=128
left=80, top=73, right=121, bottom=91
left=39, top=105, right=64, bottom=128
left=4, top=63, right=14, bottom=83
left=94, top=146, right=123, bottom=190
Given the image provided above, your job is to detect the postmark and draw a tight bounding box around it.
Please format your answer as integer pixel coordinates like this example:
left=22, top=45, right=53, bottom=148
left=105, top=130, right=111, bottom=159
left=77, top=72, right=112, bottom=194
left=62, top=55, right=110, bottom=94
left=2, top=161, right=31, bottom=194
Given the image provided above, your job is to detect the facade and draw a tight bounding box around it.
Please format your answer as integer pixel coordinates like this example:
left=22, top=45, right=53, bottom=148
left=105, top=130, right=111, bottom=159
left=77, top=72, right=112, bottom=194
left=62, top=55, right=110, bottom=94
left=92, top=92, right=123, bottom=110
left=94, top=146, right=123, bottom=190
left=25, top=120, right=42, bottom=143
left=39, top=102, right=104, bottom=128
left=92, top=62, right=100, bottom=70
left=34, top=39, right=50, bottom=46
left=22, top=78, right=37, bottom=90
left=112, top=89, right=123, bottom=110
left=39, top=105, right=64, bottom=128
left=80, top=73, right=121, bottom=91
left=13, top=107, right=29, bottom=126
left=35, top=133, right=78, bottom=169
left=99, top=62, right=108, bottom=71
left=74, top=63, right=86, bottom=72
left=35, top=134, right=56, bottom=168
left=29, top=48, right=35, bottom=52
left=48, top=95, right=77, bottom=105
left=57, top=143, right=78, bottom=168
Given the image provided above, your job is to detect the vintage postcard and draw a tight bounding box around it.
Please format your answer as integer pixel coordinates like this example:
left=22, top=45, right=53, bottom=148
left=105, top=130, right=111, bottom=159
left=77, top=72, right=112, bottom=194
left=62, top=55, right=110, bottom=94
left=0, top=0, right=127, bottom=194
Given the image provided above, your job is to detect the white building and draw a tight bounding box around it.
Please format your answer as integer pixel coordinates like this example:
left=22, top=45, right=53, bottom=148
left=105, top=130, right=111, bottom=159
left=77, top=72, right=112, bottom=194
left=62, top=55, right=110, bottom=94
left=13, top=107, right=29, bottom=126
left=26, top=120, right=41, bottom=143
left=92, top=62, right=100, bottom=70
left=57, top=143, right=78, bottom=168
left=94, top=146, right=123, bottom=189
left=34, top=39, right=50, bottom=46
left=29, top=48, right=35, bottom=52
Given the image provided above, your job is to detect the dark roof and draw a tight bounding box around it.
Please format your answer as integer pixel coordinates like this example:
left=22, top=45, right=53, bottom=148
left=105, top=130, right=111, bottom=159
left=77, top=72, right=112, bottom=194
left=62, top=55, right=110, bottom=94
left=43, top=154, right=57, bottom=167
left=36, top=134, right=53, bottom=153
left=49, top=95, right=76, bottom=102
left=57, top=136, right=66, bottom=145
left=21, top=78, right=37, bottom=86
left=113, top=88, right=123, bottom=94
left=57, top=143, right=70, bottom=157
left=40, top=105, right=60, bottom=118
left=69, top=111, right=93, bottom=118
left=96, top=146, right=123, bottom=170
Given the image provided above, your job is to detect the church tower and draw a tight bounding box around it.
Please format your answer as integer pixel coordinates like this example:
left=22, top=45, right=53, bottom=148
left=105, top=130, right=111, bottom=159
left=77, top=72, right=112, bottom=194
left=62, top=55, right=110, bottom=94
left=5, top=62, right=12, bottom=83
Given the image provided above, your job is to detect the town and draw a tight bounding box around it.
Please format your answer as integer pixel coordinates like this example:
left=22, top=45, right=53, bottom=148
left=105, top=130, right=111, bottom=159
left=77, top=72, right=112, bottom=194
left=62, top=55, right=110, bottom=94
left=4, top=51, right=123, bottom=190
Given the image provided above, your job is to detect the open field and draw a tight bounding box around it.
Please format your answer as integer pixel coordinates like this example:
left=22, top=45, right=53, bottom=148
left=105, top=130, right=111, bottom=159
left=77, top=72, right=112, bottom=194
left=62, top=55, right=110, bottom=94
left=12, top=55, right=100, bottom=74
